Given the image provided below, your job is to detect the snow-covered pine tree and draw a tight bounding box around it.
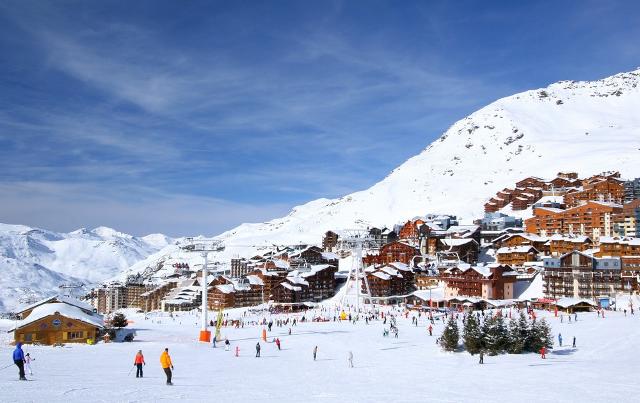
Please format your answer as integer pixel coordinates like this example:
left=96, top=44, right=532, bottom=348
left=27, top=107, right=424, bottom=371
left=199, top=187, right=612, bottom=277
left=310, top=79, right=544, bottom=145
left=463, top=312, right=483, bottom=355
left=482, top=315, right=508, bottom=355
left=526, top=319, right=543, bottom=353
left=441, top=315, right=459, bottom=351
left=507, top=311, right=528, bottom=354
left=539, top=318, right=554, bottom=349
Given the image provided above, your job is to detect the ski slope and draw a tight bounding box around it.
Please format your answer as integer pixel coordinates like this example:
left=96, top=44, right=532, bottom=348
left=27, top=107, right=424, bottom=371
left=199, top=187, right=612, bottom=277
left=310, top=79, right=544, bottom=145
left=1, top=303, right=639, bottom=402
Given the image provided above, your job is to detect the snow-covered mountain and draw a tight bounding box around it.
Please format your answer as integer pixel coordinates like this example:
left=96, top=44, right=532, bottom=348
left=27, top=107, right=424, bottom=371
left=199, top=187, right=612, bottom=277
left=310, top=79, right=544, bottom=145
left=210, top=69, right=640, bottom=250
left=117, top=68, right=640, bottom=279
left=0, top=223, right=174, bottom=311
left=4, top=68, right=640, bottom=308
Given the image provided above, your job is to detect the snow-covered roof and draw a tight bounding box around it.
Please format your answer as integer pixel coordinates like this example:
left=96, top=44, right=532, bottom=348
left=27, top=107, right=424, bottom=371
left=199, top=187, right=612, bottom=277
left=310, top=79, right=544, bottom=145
left=246, top=275, right=264, bottom=286
left=280, top=282, right=302, bottom=292
left=11, top=303, right=104, bottom=331
left=17, top=295, right=95, bottom=315
left=372, top=272, right=391, bottom=281
left=555, top=298, right=597, bottom=308
left=321, top=252, right=339, bottom=260
left=286, top=276, right=310, bottom=286
left=388, top=262, right=411, bottom=272
left=215, top=284, right=236, bottom=294
left=441, top=238, right=478, bottom=247
left=496, top=245, right=538, bottom=254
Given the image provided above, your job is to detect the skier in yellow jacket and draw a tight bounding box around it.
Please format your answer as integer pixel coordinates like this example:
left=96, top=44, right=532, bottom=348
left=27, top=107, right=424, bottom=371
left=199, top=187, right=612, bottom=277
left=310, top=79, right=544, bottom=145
left=160, top=348, right=174, bottom=385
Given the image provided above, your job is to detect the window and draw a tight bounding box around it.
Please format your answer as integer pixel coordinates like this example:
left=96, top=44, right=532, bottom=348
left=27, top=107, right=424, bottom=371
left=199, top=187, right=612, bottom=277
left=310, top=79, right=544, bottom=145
left=67, top=331, right=83, bottom=339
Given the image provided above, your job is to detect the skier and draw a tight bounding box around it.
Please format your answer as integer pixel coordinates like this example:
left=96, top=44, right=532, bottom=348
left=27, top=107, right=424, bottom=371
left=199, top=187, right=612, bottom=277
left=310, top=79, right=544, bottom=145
left=347, top=351, right=353, bottom=368
left=428, top=325, right=433, bottom=336
left=160, top=348, right=173, bottom=385
left=479, top=350, right=484, bottom=365
left=313, top=345, right=318, bottom=361
left=12, top=342, right=26, bottom=380
left=225, top=338, right=230, bottom=351
left=255, top=342, right=261, bottom=357
left=275, top=338, right=281, bottom=350
left=572, top=336, right=576, bottom=348
left=540, top=346, right=546, bottom=359
left=24, top=353, right=34, bottom=376
left=212, top=336, right=216, bottom=348
left=134, top=350, right=145, bottom=378
left=558, top=333, right=563, bottom=347
left=574, top=313, right=577, bottom=321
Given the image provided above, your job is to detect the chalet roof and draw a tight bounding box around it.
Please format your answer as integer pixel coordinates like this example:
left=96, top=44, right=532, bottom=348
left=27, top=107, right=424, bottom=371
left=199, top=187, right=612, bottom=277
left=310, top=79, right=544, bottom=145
left=379, top=266, right=402, bottom=278
left=286, top=276, right=310, bottom=286
left=445, top=225, right=480, bottom=237
left=245, top=275, right=264, bottom=286
left=599, top=236, right=640, bottom=246
left=441, top=238, right=478, bottom=247
left=388, top=262, right=411, bottom=272
left=371, top=272, right=391, bottom=281
left=555, top=297, right=597, bottom=308
left=321, top=252, right=339, bottom=261
left=280, top=282, right=302, bottom=292
left=215, top=284, right=236, bottom=294
left=496, top=246, right=538, bottom=254
left=10, top=303, right=104, bottom=331
left=17, top=295, right=95, bottom=316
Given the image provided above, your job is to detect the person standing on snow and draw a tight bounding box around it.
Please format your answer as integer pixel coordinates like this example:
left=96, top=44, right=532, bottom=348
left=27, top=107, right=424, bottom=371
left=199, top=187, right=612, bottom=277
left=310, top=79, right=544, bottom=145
left=24, top=353, right=34, bottom=376
left=540, top=346, right=546, bottom=359
left=160, top=348, right=174, bottom=385
left=255, top=342, right=261, bottom=357
left=347, top=351, right=353, bottom=368
left=572, top=336, right=576, bottom=348
left=134, top=350, right=145, bottom=378
left=428, top=325, right=433, bottom=336
left=558, top=333, right=563, bottom=347
left=313, top=346, right=318, bottom=361
left=225, top=338, right=230, bottom=351
left=275, top=338, right=281, bottom=350
left=479, top=350, right=484, bottom=365
left=12, top=342, right=26, bottom=380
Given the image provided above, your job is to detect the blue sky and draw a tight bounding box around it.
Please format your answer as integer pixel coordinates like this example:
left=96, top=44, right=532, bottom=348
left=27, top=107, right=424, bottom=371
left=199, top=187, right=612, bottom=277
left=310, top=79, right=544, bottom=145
left=1, top=0, right=639, bottom=236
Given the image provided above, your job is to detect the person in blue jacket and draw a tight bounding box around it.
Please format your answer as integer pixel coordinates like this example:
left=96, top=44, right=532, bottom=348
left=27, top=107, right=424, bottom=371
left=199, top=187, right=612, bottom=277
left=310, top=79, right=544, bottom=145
left=13, top=342, right=26, bottom=380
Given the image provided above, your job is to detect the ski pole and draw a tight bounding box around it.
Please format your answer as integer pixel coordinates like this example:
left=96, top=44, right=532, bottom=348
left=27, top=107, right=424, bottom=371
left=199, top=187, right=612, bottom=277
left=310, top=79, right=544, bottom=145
left=128, top=365, right=134, bottom=376
left=0, top=363, right=15, bottom=371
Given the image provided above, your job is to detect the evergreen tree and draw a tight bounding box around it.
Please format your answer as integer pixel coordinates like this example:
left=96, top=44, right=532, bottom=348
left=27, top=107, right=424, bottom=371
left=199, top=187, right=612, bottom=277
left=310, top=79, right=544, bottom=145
left=539, top=318, right=554, bottom=349
left=111, top=312, right=128, bottom=328
left=463, top=312, right=483, bottom=355
left=441, top=315, right=459, bottom=351
left=526, top=319, right=544, bottom=353
left=507, top=311, right=528, bottom=354
left=482, top=314, right=508, bottom=355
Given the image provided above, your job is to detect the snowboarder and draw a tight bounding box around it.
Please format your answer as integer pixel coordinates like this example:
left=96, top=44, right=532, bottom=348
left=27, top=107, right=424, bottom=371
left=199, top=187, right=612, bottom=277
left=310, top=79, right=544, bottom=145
left=540, top=346, right=546, bottom=359
left=255, top=342, right=261, bottom=357
left=313, top=346, right=318, bottom=361
left=24, top=353, right=34, bottom=376
left=558, top=333, right=563, bottom=347
left=275, top=338, right=281, bottom=350
left=160, top=348, right=173, bottom=385
left=12, top=342, right=26, bottom=380
left=225, top=338, right=230, bottom=351
left=572, top=336, right=576, bottom=348
left=134, top=350, right=145, bottom=378
left=479, top=350, right=484, bottom=364
left=348, top=351, right=353, bottom=368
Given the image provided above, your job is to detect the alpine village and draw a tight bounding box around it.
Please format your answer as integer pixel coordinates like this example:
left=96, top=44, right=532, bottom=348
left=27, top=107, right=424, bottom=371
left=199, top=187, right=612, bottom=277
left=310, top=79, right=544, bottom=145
left=8, top=170, right=640, bottom=346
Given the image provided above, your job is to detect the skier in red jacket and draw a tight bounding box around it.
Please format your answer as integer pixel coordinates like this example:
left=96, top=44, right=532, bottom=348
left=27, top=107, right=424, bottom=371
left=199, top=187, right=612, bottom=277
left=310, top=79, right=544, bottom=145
left=540, top=346, right=546, bottom=359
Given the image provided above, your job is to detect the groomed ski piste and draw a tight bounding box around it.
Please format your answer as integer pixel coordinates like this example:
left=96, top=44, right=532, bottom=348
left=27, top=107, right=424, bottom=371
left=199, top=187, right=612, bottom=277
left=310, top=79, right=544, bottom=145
left=2, top=294, right=640, bottom=402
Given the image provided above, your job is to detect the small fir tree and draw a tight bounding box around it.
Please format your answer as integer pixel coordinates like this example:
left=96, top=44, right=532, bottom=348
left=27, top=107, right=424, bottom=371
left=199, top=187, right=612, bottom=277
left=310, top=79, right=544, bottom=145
left=463, top=312, right=483, bottom=355
left=441, top=315, right=460, bottom=352
left=507, top=311, right=529, bottom=354
left=111, top=312, right=128, bottom=328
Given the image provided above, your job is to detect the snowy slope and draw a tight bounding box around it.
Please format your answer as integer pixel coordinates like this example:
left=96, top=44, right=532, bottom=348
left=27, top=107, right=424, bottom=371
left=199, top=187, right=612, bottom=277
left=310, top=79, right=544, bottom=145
left=116, top=69, right=640, bottom=271
left=0, top=223, right=174, bottom=311
left=211, top=69, right=640, bottom=255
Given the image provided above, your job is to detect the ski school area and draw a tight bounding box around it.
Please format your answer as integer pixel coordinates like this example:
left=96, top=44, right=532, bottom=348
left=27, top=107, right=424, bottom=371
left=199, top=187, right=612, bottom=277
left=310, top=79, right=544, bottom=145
left=2, top=298, right=640, bottom=403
